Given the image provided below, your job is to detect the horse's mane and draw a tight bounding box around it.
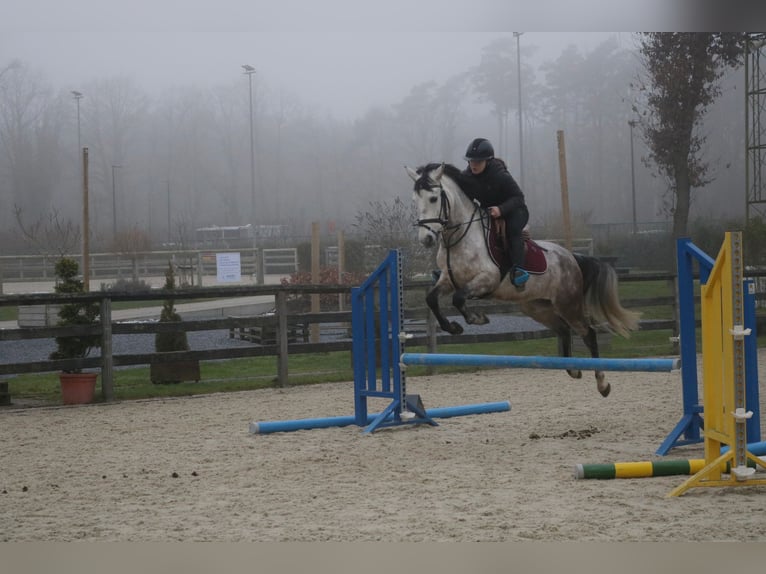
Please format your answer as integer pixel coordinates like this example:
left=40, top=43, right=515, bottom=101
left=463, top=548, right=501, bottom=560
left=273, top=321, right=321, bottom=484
left=414, top=162, right=481, bottom=199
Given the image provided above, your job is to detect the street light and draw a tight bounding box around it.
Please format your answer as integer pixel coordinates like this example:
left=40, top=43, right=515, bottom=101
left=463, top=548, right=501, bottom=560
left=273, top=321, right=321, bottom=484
left=513, top=32, right=524, bottom=189
left=111, top=165, right=122, bottom=241
left=242, top=64, right=256, bottom=226
left=72, top=91, right=86, bottom=278
left=628, top=120, right=638, bottom=235
left=71, top=91, right=83, bottom=155
left=166, top=180, right=171, bottom=244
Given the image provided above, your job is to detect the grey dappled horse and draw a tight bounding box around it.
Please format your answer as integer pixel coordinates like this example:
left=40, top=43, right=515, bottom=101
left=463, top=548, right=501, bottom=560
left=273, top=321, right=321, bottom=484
left=406, top=162, right=640, bottom=397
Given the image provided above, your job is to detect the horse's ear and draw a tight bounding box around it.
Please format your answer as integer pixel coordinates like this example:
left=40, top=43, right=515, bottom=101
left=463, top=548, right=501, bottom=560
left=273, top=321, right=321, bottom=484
left=405, top=166, right=419, bottom=182
left=432, top=163, right=445, bottom=181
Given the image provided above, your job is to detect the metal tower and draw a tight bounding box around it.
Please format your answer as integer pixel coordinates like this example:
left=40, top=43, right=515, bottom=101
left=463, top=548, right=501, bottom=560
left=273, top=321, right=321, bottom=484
left=746, top=33, right=766, bottom=222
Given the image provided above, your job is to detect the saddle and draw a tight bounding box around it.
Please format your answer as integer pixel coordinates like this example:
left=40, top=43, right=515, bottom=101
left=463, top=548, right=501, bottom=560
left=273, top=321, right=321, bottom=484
left=486, top=219, right=548, bottom=278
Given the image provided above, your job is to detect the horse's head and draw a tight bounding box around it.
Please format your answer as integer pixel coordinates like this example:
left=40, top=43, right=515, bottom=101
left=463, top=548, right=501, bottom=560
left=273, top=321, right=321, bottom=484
left=406, top=163, right=448, bottom=248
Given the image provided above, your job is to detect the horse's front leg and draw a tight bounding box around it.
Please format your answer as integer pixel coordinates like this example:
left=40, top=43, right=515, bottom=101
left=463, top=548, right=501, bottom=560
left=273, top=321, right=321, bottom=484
left=451, top=274, right=497, bottom=326
left=452, top=288, right=489, bottom=326
left=426, top=281, right=464, bottom=335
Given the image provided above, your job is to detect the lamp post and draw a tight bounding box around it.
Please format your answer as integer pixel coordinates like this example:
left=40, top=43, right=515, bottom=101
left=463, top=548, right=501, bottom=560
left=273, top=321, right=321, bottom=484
left=72, top=91, right=86, bottom=282
left=111, top=165, right=122, bottom=241
left=242, top=64, right=256, bottom=226
left=72, top=91, right=83, bottom=156
left=166, top=180, right=171, bottom=244
left=513, top=32, right=524, bottom=189
left=628, top=120, right=638, bottom=235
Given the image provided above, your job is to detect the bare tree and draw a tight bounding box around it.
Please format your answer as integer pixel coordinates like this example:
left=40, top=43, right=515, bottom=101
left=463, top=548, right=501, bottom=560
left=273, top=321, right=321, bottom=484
left=14, top=205, right=81, bottom=257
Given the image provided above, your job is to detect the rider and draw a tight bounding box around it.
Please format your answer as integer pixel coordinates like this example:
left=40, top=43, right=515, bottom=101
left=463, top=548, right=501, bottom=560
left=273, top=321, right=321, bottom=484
left=462, top=137, right=529, bottom=287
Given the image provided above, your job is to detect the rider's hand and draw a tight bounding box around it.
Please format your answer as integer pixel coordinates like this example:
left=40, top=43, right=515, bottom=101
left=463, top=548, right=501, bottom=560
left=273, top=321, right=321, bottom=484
left=489, top=206, right=501, bottom=219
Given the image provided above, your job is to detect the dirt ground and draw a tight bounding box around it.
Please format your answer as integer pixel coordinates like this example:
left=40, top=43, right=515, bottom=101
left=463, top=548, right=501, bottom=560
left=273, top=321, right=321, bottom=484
left=3, top=350, right=766, bottom=542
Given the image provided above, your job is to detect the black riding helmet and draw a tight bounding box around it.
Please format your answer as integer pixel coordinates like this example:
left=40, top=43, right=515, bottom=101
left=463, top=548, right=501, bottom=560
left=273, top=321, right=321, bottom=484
left=464, top=138, right=494, bottom=161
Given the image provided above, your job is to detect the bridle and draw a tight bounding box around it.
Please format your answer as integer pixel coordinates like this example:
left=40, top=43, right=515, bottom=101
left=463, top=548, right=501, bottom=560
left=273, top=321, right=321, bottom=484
left=415, top=182, right=482, bottom=248
left=415, top=179, right=486, bottom=289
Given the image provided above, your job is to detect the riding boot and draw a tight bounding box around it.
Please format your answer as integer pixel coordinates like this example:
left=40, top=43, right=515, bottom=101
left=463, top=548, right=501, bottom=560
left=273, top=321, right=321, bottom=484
left=508, top=231, right=529, bottom=288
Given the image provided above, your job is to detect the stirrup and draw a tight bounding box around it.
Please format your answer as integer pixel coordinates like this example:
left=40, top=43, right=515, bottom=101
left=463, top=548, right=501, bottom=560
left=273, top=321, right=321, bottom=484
left=512, top=268, right=529, bottom=287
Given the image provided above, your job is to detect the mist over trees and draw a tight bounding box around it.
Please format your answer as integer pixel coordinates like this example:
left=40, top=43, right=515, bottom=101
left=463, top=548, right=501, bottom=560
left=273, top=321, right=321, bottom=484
left=0, top=34, right=752, bottom=254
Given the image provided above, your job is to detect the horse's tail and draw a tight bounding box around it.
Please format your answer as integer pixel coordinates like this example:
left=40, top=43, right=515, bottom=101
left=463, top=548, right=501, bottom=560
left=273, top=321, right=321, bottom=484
left=574, top=254, right=641, bottom=338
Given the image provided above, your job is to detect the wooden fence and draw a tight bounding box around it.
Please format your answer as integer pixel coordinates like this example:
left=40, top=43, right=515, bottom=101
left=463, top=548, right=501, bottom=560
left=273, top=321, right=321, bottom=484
left=1, top=270, right=764, bottom=402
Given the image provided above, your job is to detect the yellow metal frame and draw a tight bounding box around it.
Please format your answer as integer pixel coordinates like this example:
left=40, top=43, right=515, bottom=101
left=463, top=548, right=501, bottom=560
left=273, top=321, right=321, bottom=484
left=669, top=232, right=766, bottom=496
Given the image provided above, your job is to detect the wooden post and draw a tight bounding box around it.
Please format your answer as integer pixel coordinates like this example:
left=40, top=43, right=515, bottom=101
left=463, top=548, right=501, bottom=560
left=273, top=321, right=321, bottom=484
left=276, top=291, right=288, bottom=387
left=310, top=222, right=321, bottom=343
left=337, top=229, right=345, bottom=312
left=82, top=147, right=90, bottom=291
left=556, top=130, right=572, bottom=251
left=100, top=297, right=114, bottom=401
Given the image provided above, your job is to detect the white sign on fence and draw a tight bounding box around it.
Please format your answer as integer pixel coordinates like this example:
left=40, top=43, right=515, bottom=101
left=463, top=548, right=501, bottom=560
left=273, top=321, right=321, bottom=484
left=216, top=252, right=241, bottom=282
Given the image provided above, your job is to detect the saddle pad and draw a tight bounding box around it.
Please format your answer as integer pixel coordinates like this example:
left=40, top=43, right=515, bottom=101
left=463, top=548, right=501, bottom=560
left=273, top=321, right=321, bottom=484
left=486, top=224, right=548, bottom=274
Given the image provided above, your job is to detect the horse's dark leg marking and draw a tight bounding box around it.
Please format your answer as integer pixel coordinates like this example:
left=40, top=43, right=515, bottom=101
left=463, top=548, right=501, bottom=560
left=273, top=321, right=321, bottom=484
left=556, top=327, right=582, bottom=380
left=426, top=284, right=463, bottom=335
left=581, top=325, right=608, bottom=397
left=557, top=302, right=609, bottom=397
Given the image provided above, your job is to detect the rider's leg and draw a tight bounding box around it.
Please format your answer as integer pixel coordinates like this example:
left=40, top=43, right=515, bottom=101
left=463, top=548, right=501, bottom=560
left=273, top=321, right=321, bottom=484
left=506, top=206, right=530, bottom=286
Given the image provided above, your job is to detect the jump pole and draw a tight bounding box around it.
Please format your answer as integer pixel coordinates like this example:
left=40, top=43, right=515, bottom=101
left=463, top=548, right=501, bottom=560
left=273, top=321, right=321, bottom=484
left=250, top=402, right=511, bottom=434
left=401, top=353, right=679, bottom=372
left=575, top=442, right=766, bottom=480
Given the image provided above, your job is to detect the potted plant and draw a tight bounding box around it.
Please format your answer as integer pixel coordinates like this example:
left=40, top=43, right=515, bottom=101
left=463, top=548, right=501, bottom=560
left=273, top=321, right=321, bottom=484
left=151, top=263, right=200, bottom=384
left=49, top=257, right=101, bottom=404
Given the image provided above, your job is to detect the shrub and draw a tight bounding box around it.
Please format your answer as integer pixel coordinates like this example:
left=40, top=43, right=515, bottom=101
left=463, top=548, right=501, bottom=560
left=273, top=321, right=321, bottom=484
left=49, top=257, right=101, bottom=371
left=154, top=263, right=190, bottom=354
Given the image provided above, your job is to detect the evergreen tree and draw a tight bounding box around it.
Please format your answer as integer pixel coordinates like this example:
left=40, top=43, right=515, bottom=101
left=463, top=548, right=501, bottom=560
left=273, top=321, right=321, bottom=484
left=154, top=262, right=189, bottom=353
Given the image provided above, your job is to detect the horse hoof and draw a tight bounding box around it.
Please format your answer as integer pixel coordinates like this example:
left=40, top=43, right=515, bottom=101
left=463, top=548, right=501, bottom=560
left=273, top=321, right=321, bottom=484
left=599, top=384, right=611, bottom=398
left=566, top=369, right=582, bottom=380
left=449, top=322, right=464, bottom=335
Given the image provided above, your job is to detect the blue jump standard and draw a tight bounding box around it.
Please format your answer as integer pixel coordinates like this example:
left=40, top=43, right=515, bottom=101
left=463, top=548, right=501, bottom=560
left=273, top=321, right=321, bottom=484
left=400, top=353, right=681, bottom=373
left=249, top=401, right=511, bottom=434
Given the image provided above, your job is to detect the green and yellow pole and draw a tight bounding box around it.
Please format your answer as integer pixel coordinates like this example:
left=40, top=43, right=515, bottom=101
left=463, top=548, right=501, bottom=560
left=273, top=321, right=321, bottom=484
left=575, top=457, right=762, bottom=480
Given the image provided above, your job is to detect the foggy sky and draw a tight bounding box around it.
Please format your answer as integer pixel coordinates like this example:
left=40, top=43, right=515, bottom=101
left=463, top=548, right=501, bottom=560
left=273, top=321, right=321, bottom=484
left=1, top=0, right=705, bottom=120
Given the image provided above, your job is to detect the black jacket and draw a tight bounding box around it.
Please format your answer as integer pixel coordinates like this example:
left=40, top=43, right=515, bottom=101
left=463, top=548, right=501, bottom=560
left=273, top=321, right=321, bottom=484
left=461, top=158, right=525, bottom=218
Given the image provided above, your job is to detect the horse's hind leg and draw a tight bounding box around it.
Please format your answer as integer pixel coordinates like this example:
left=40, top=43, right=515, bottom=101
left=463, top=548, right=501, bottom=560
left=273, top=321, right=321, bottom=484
left=521, top=301, right=582, bottom=380
left=557, top=329, right=582, bottom=380
left=560, top=311, right=608, bottom=397
left=580, top=325, right=608, bottom=397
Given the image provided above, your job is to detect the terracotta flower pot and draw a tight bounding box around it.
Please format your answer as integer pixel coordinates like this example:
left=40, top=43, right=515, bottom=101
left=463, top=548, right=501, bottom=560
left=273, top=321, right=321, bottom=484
left=59, top=372, right=98, bottom=405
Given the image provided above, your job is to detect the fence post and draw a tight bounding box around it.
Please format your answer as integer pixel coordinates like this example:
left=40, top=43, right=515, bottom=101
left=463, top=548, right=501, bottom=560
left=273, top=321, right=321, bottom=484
left=276, top=291, right=288, bottom=387
left=100, top=297, right=114, bottom=401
